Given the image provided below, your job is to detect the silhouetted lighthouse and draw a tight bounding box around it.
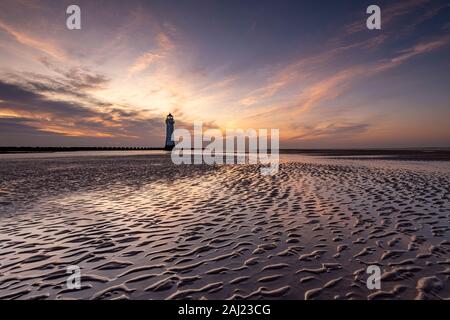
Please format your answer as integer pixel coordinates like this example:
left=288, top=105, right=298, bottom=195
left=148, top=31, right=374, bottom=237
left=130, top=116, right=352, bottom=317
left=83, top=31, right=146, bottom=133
left=165, top=113, right=175, bottom=150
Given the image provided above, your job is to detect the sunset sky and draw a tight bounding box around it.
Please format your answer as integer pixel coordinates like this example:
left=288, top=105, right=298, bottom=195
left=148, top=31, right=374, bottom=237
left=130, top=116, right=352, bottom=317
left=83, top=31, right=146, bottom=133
left=0, top=0, right=449, bottom=148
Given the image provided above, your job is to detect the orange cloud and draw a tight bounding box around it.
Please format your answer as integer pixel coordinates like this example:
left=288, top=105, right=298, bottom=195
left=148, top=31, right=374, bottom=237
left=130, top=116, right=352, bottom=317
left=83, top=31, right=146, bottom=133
left=127, top=32, right=175, bottom=77
left=391, top=36, right=450, bottom=64
left=127, top=52, right=163, bottom=77
left=37, top=125, right=115, bottom=138
left=157, top=32, right=175, bottom=51
left=292, top=67, right=363, bottom=114
left=0, top=18, right=67, bottom=60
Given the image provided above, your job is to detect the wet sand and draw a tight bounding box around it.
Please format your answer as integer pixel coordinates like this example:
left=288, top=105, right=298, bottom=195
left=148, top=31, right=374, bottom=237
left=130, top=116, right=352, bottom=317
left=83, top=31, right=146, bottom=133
left=0, top=153, right=449, bottom=300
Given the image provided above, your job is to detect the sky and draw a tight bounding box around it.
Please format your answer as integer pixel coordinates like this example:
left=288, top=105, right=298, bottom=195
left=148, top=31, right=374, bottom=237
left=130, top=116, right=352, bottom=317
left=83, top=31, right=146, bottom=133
left=0, top=0, right=449, bottom=148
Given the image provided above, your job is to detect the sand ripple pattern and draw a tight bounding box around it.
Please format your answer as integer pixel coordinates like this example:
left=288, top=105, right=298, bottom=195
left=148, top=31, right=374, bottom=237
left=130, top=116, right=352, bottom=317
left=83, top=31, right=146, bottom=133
left=0, top=154, right=449, bottom=300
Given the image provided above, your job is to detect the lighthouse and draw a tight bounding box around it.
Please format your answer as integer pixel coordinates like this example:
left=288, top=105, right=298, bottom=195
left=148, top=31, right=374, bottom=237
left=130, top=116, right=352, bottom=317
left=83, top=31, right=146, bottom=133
left=165, top=113, right=175, bottom=150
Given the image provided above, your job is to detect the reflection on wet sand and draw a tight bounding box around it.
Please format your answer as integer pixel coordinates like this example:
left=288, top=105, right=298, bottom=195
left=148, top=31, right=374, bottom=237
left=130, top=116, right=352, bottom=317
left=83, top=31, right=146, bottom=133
left=0, top=153, right=449, bottom=300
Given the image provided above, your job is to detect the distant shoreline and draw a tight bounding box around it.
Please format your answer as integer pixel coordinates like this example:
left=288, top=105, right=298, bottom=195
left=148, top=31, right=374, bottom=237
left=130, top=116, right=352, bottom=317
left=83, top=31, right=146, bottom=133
left=0, top=147, right=166, bottom=154
left=1, top=147, right=450, bottom=160
left=279, top=148, right=450, bottom=160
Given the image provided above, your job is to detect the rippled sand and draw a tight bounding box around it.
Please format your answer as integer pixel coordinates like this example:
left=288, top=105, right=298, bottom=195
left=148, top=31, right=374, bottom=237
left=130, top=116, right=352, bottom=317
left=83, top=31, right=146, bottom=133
left=0, top=153, right=449, bottom=300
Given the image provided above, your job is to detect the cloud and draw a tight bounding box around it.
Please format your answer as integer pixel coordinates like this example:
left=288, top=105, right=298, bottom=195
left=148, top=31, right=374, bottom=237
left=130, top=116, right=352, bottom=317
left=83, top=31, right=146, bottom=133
left=260, top=0, right=449, bottom=113
left=236, top=32, right=450, bottom=143
left=0, top=117, right=42, bottom=134
left=156, top=32, right=175, bottom=51
left=288, top=122, right=370, bottom=141
left=238, top=34, right=389, bottom=107
left=0, top=80, right=102, bottom=119
left=3, top=58, right=112, bottom=108
left=0, top=18, right=67, bottom=60
left=0, top=77, right=166, bottom=143
left=38, top=57, right=110, bottom=89
left=284, top=35, right=450, bottom=117
left=292, top=67, right=363, bottom=114
left=0, top=70, right=198, bottom=146
left=127, top=52, right=163, bottom=77
left=127, top=32, right=176, bottom=77
left=389, top=36, right=450, bottom=65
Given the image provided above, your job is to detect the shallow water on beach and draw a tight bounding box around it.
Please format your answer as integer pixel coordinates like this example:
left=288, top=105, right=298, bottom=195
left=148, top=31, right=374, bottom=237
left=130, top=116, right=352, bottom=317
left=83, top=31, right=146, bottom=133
left=0, top=152, right=449, bottom=300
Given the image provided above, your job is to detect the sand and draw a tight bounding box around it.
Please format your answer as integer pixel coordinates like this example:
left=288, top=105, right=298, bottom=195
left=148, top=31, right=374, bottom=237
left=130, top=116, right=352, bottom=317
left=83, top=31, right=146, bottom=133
left=0, top=152, right=449, bottom=300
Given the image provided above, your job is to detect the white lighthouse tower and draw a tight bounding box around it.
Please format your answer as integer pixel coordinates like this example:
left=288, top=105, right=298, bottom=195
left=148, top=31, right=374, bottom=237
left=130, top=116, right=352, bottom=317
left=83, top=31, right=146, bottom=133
left=165, top=113, right=175, bottom=150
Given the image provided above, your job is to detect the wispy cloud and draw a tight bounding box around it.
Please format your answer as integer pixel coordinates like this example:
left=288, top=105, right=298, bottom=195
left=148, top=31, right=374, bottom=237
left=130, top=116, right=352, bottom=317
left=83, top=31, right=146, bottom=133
left=389, top=35, right=450, bottom=65
left=288, top=122, right=370, bottom=141
left=0, top=18, right=67, bottom=60
left=127, top=32, right=176, bottom=77
left=127, top=52, right=163, bottom=77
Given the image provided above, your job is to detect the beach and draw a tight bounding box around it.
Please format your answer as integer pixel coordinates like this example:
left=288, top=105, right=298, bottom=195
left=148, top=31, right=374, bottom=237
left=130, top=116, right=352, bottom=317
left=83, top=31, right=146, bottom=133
left=0, top=151, right=449, bottom=300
